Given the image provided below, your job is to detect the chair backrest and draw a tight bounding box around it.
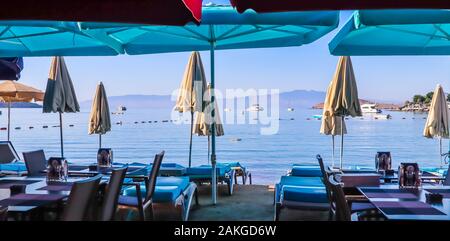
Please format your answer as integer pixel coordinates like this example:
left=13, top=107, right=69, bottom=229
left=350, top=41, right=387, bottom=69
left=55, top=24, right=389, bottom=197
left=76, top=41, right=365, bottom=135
left=375, top=152, right=392, bottom=171
left=23, top=150, right=47, bottom=176
left=100, top=167, right=127, bottom=221
left=0, top=141, right=20, bottom=164
left=62, top=175, right=102, bottom=221
left=145, top=151, right=165, bottom=203
left=0, top=206, right=7, bottom=221
left=316, top=155, right=332, bottom=203
left=328, top=175, right=351, bottom=221
left=444, top=165, right=450, bottom=186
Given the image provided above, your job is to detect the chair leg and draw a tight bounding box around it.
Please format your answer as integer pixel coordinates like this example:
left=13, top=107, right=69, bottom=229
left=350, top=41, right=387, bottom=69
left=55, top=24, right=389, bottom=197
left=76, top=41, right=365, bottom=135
left=242, top=174, right=245, bottom=185
left=195, top=188, right=199, bottom=206
left=274, top=204, right=281, bottom=221
left=234, top=173, right=238, bottom=185
left=248, top=173, right=252, bottom=185
left=328, top=208, right=333, bottom=221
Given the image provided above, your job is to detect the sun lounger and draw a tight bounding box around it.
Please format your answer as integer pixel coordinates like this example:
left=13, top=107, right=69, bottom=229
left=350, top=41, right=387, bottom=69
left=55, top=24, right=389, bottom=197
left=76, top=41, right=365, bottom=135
left=122, top=176, right=198, bottom=221
left=289, top=164, right=323, bottom=177
left=222, top=162, right=252, bottom=185
left=186, top=163, right=236, bottom=195
left=274, top=165, right=329, bottom=221
left=0, top=141, right=26, bottom=176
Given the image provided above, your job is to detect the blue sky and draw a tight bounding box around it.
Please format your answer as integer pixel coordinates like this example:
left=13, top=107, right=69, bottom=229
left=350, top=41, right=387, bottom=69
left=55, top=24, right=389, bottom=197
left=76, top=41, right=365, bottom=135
left=16, top=3, right=450, bottom=103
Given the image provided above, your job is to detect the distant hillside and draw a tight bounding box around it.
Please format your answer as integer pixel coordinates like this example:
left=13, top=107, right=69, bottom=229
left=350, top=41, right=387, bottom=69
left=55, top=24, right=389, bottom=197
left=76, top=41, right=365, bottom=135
left=80, top=90, right=326, bottom=110
left=0, top=102, right=42, bottom=108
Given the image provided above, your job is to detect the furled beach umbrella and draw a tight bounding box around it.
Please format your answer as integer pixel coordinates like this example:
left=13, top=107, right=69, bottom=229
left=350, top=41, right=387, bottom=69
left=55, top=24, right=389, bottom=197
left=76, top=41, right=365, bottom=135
left=175, top=51, right=208, bottom=168
left=323, top=56, right=362, bottom=169
left=88, top=82, right=111, bottom=148
left=320, top=84, right=347, bottom=168
left=423, top=84, right=449, bottom=167
left=43, top=56, right=80, bottom=158
left=0, top=80, right=44, bottom=141
left=0, top=58, right=24, bottom=80
left=193, top=84, right=224, bottom=164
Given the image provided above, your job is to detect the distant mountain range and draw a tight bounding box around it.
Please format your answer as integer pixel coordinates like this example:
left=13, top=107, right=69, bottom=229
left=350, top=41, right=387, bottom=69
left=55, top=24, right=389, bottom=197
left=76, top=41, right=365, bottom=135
left=0, top=102, right=42, bottom=108
left=80, top=90, right=327, bottom=110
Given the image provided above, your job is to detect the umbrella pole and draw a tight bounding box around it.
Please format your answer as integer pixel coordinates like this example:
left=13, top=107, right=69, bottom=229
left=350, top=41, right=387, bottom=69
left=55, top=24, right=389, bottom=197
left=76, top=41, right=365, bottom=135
left=7, top=101, right=11, bottom=141
left=99, top=134, right=102, bottom=149
left=189, top=111, right=193, bottom=168
left=59, top=112, right=64, bottom=158
left=208, top=135, right=210, bottom=165
left=340, top=116, right=344, bottom=170
left=440, top=137, right=443, bottom=167
left=332, top=135, right=335, bottom=168
left=210, top=39, right=217, bottom=205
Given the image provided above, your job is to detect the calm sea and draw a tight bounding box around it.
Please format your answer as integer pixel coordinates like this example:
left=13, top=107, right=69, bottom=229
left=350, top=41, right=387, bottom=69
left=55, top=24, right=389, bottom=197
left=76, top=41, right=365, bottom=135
left=1, top=107, right=447, bottom=184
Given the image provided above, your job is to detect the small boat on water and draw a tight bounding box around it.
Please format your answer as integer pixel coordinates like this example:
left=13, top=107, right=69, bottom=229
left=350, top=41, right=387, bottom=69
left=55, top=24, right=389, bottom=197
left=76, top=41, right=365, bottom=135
left=361, top=103, right=381, bottom=113
left=112, top=105, right=127, bottom=115
left=224, top=108, right=232, bottom=112
left=312, top=114, right=322, bottom=120
left=246, top=104, right=264, bottom=112
left=287, top=107, right=294, bottom=112
left=373, top=114, right=391, bottom=120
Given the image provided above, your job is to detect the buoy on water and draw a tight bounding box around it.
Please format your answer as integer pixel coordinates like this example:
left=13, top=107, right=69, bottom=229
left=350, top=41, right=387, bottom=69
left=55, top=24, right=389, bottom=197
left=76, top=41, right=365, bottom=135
left=43, top=125, right=48, bottom=128
left=29, top=126, right=34, bottom=129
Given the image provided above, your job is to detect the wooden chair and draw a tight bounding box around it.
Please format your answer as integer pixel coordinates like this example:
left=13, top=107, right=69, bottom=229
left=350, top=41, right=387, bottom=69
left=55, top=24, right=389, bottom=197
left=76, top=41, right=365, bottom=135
left=0, top=206, right=7, bottom=221
left=99, top=167, right=127, bottom=221
left=328, top=175, right=352, bottom=221
left=22, top=150, right=47, bottom=176
left=118, top=151, right=164, bottom=221
left=61, top=175, right=102, bottom=221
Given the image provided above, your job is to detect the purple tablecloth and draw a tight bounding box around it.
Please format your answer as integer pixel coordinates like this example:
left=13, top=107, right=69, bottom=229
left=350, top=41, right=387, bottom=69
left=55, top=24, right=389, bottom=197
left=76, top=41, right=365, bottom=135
left=0, top=193, right=65, bottom=207
left=425, top=189, right=450, bottom=198
left=363, top=188, right=419, bottom=199
left=372, top=201, right=446, bottom=216
left=0, top=180, right=40, bottom=189
left=37, top=182, right=73, bottom=191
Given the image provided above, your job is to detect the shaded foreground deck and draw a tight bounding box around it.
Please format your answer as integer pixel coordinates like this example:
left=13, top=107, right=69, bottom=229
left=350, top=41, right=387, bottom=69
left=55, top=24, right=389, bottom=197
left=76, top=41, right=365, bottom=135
left=189, top=184, right=328, bottom=221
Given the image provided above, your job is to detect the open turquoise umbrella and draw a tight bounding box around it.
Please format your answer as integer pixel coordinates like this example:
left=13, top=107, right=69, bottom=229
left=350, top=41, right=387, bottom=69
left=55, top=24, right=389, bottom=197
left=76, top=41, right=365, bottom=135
left=329, top=10, right=450, bottom=56
left=0, top=5, right=339, bottom=205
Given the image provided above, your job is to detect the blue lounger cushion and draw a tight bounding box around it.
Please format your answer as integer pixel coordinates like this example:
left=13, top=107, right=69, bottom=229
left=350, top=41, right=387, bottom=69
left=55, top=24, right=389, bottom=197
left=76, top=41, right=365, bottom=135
left=0, top=162, right=27, bottom=172
left=279, top=176, right=324, bottom=187
left=123, top=176, right=190, bottom=203
left=291, top=165, right=322, bottom=177
left=281, top=186, right=328, bottom=203
left=186, top=164, right=231, bottom=177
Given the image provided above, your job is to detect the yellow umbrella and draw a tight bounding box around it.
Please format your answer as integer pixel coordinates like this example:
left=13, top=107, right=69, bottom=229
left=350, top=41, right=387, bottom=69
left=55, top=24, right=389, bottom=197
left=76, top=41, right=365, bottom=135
left=323, top=56, right=362, bottom=169
left=0, top=80, right=44, bottom=141
left=423, top=84, right=449, bottom=166
left=174, top=51, right=208, bottom=167
left=320, top=84, right=347, bottom=168
left=193, top=84, right=224, bottom=164
left=88, top=82, right=111, bottom=148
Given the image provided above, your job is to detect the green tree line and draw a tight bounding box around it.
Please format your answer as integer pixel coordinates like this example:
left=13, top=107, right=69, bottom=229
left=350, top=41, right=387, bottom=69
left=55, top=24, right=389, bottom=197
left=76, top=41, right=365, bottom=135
left=409, top=92, right=450, bottom=104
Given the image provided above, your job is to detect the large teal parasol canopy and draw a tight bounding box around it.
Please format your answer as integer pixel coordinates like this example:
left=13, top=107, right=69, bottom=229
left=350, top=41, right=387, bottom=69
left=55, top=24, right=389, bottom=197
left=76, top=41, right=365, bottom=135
left=329, top=10, right=450, bottom=56
left=0, top=5, right=339, bottom=205
left=0, top=6, right=338, bottom=56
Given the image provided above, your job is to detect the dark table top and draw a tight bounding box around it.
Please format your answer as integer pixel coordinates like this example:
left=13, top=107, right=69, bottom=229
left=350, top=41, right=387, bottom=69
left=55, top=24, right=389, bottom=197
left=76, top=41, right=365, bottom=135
left=358, top=185, right=450, bottom=220
left=0, top=176, right=101, bottom=213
